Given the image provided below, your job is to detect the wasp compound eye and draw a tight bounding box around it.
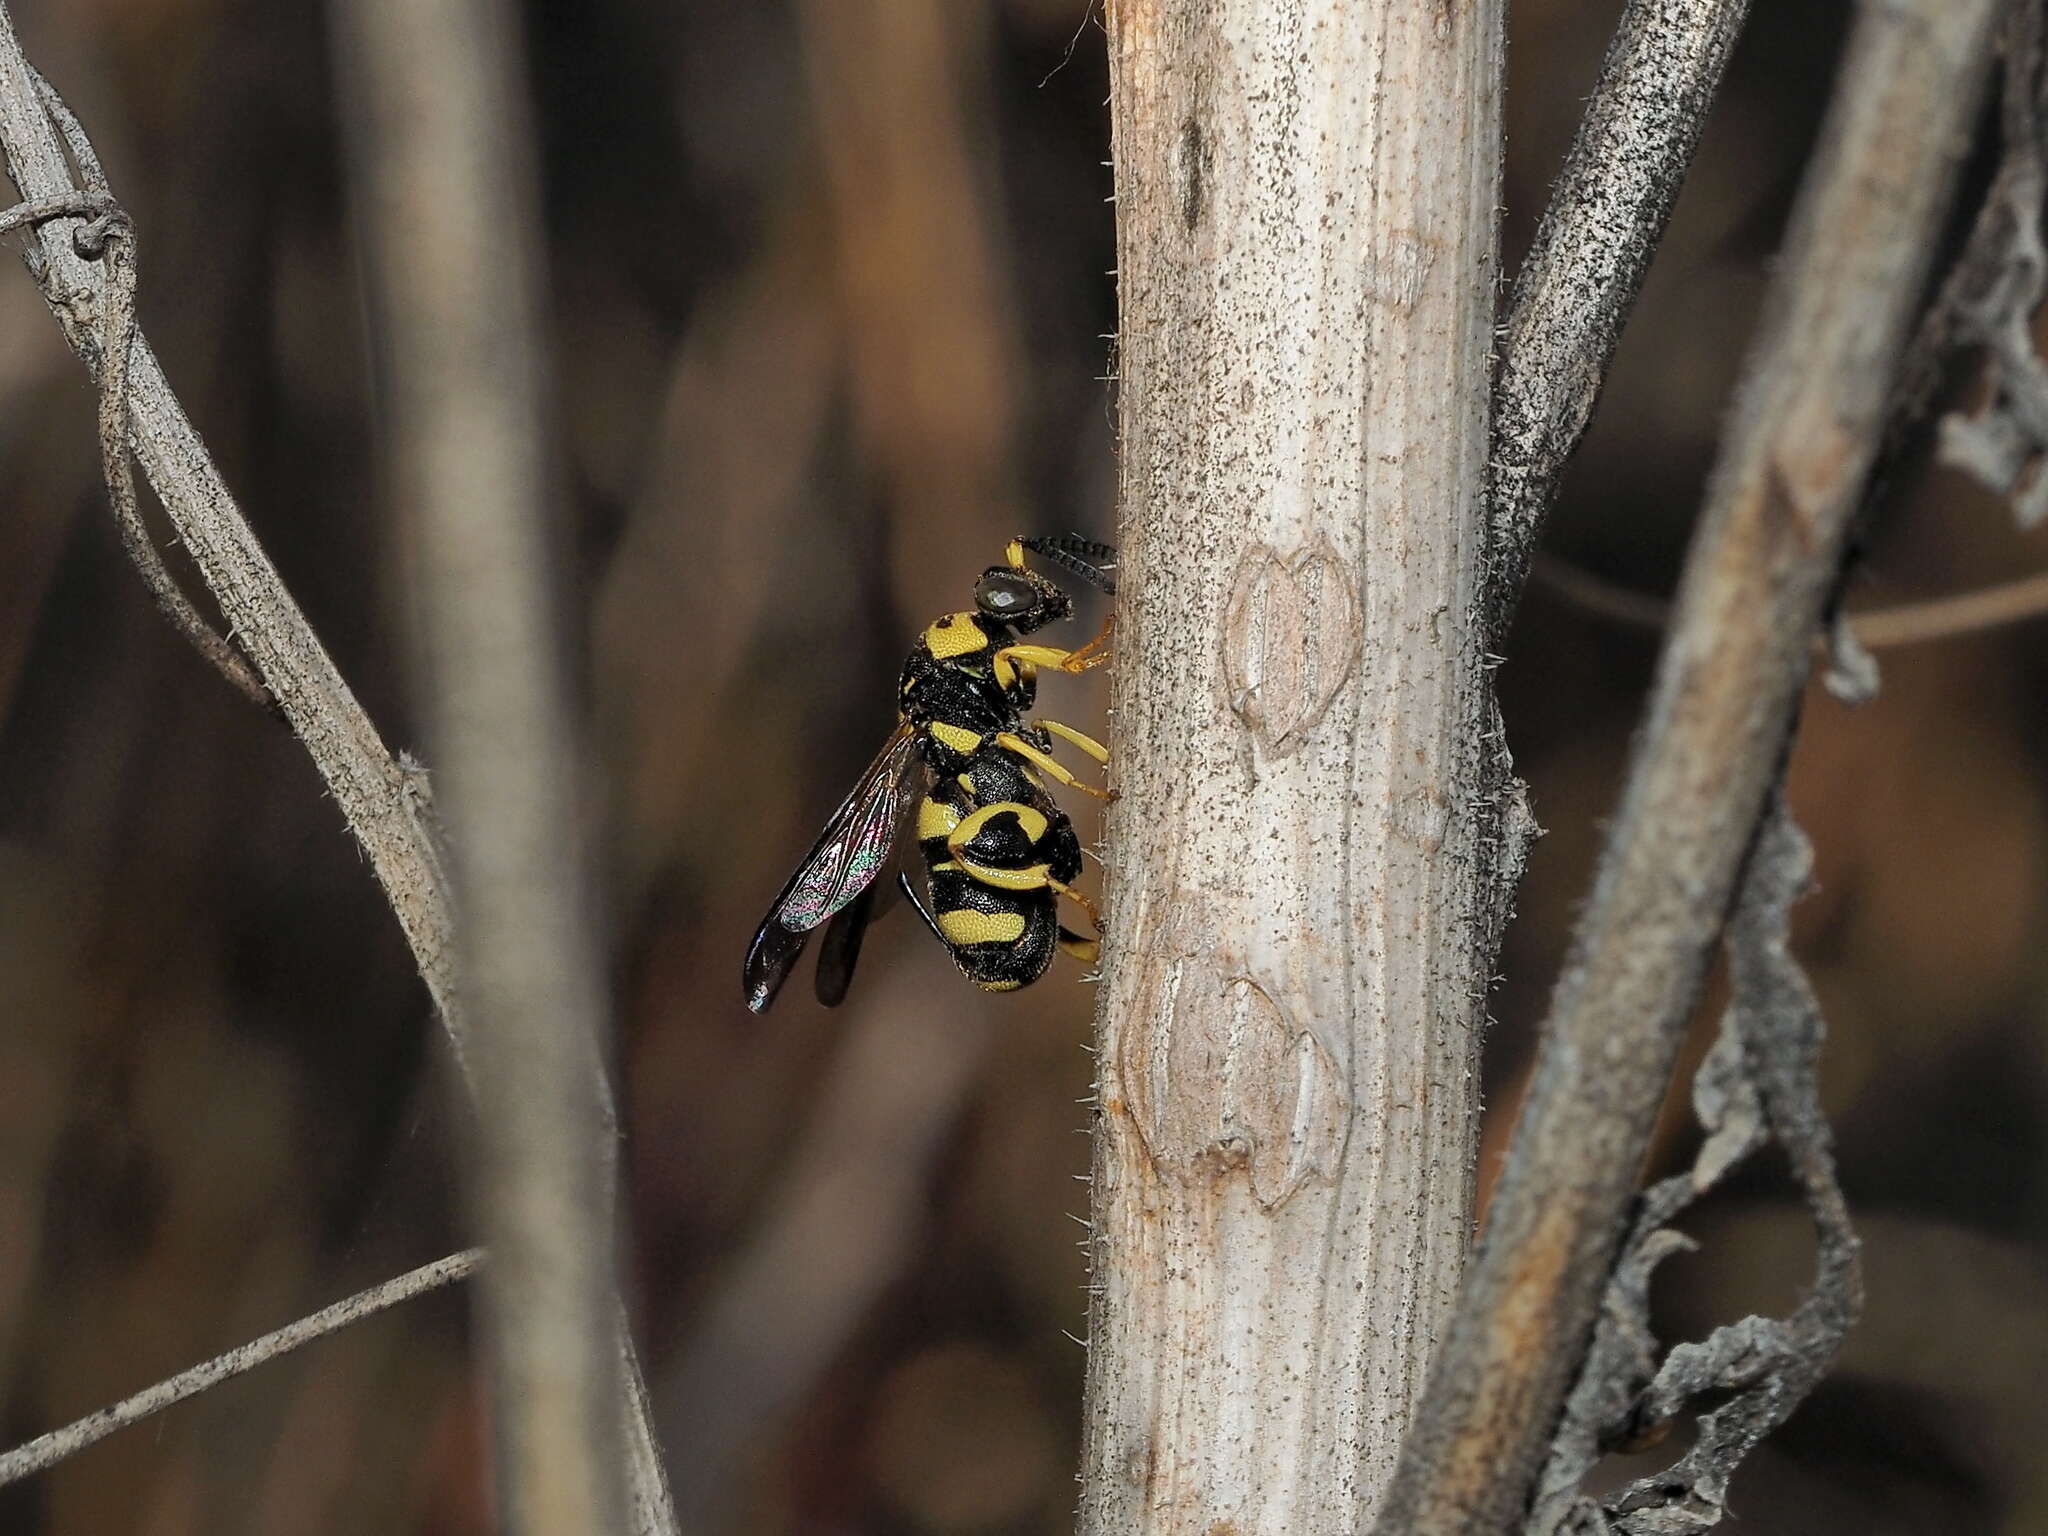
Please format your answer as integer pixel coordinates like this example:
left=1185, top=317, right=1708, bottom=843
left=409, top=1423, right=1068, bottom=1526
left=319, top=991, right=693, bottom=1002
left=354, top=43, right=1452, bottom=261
left=974, top=569, right=1037, bottom=617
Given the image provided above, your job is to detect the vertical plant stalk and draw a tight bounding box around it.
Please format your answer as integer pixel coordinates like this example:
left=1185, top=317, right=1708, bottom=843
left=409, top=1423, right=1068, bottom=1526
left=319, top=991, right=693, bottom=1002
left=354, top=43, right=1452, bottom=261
left=1378, top=0, right=2002, bottom=1530
left=1482, top=0, right=1752, bottom=643
left=330, top=1, right=648, bottom=1532
left=1079, top=2, right=1506, bottom=1532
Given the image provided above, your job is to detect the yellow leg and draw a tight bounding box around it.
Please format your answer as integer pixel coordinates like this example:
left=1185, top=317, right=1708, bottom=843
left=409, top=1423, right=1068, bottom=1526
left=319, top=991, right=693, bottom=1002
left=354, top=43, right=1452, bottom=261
left=995, top=730, right=1113, bottom=801
left=1058, top=930, right=1101, bottom=966
left=1037, top=717, right=1109, bottom=764
left=1049, top=877, right=1102, bottom=935
left=997, top=640, right=1112, bottom=675
left=1062, top=610, right=1116, bottom=670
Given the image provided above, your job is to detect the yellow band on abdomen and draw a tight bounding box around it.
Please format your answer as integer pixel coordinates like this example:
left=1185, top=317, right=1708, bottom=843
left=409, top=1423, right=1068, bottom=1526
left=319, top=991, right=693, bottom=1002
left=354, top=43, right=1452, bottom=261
left=937, top=907, right=1028, bottom=946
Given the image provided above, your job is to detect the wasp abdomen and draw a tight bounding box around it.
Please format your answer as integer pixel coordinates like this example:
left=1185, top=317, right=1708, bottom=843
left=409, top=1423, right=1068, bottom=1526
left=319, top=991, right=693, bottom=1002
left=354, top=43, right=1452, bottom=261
left=927, top=869, right=1060, bottom=991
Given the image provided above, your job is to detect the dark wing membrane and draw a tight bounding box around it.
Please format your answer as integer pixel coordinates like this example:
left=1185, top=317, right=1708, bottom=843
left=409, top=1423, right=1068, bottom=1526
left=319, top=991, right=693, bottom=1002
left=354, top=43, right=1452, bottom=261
left=811, top=749, right=926, bottom=1005
left=812, top=878, right=879, bottom=1007
left=743, top=722, right=922, bottom=1013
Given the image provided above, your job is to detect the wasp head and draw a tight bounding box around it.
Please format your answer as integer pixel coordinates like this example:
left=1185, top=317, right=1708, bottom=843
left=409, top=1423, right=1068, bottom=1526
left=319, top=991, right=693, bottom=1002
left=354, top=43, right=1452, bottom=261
left=972, top=564, right=1072, bottom=633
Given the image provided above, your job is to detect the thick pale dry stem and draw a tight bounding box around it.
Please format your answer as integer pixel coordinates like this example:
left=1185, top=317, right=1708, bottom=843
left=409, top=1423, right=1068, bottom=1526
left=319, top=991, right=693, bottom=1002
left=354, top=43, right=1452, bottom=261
left=1080, top=3, right=1505, bottom=1531
left=1378, top=1, right=2002, bottom=1530
left=331, top=0, right=648, bottom=1531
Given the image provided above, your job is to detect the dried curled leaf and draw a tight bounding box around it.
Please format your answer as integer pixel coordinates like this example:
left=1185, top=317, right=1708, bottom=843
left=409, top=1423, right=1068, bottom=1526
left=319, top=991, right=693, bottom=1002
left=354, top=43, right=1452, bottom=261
left=1938, top=9, right=2048, bottom=528
left=1526, top=805, right=1863, bottom=1535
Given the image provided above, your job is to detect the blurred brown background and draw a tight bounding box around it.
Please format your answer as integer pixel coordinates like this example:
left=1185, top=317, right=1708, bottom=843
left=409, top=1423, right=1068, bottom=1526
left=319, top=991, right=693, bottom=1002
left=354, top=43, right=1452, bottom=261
left=0, top=0, right=2044, bottom=1532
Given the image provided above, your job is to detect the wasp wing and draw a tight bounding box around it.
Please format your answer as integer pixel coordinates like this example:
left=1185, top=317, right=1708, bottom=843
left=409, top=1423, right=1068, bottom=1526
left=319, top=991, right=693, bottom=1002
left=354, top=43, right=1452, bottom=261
left=812, top=878, right=878, bottom=1007
left=744, top=721, right=923, bottom=1013
left=812, top=755, right=929, bottom=1004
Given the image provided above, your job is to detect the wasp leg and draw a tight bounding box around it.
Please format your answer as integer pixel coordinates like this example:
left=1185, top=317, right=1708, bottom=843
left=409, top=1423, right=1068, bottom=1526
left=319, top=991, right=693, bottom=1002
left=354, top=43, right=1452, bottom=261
left=898, top=871, right=947, bottom=942
left=1062, top=609, right=1117, bottom=670
left=994, top=730, right=1113, bottom=800
left=1038, top=716, right=1112, bottom=797
left=1058, top=927, right=1101, bottom=965
left=997, top=641, right=1112, bottom=675
left=1036, top=718, right=1109, bottom=764
left=1047, top=876, right=1102, bottom=935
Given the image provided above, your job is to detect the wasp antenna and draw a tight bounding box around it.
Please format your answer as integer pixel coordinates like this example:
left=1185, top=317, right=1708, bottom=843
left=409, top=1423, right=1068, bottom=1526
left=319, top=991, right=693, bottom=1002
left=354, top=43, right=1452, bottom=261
left=1019, top=533, right=1118, bottom=596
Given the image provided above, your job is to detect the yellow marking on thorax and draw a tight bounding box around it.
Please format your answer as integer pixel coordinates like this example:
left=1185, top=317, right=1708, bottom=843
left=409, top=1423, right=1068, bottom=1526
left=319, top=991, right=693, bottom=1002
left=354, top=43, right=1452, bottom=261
left=924, top=612, right=990, bottom=659
left=938, top=907, right=1028, bottom=946
left=928, top=721, right=982, bottom=755
left=917, top=797, right=961, bottom=841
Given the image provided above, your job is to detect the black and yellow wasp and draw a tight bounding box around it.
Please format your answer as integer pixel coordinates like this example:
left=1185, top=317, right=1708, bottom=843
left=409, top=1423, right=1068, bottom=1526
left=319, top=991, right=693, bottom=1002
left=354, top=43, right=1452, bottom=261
left=743, top=535, right=1116, bottom=1013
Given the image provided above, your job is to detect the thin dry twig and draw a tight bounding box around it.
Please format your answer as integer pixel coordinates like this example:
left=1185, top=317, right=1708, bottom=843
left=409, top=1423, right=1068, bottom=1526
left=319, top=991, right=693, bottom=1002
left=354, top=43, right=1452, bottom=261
left=1377, top=1, right=2002, bottom=1529
left=330, top=0, right=643, bottom=1530
left=1482, top=0, right=1753, bottom=644
left=0, top=1250, right=484, bottom=1489
left=0, top=177, right=267, bottom=703
left=0, top=14, right=676, bottom=1528
left=20, top=66, right=271, bottom=706
left=1530, top=550, right=2048, bottom=647
left=0, top=0, right=468, bottom=1057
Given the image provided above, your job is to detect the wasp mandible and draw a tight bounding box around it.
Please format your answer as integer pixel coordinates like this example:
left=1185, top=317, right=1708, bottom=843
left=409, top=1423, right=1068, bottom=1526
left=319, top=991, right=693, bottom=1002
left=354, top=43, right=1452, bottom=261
left=743, top=535, right=1116, bottom=1013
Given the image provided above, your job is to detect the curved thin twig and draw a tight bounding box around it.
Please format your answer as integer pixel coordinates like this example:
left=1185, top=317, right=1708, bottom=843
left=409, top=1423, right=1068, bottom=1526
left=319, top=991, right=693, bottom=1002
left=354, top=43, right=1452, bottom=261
left=1531, top=551, right=2048, bottom=647
left=28, top=64, right=267, bottom=704
left=0, top=1250, right=484, bottom=1488
left=89, top=218, right=269, bottom=705
left=0, top=181, right=266, bottom=703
